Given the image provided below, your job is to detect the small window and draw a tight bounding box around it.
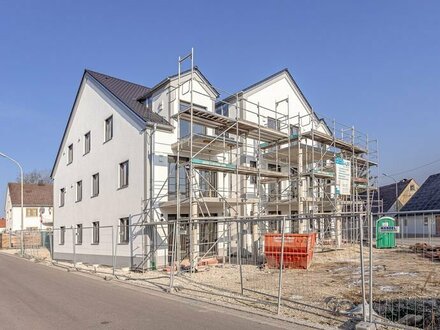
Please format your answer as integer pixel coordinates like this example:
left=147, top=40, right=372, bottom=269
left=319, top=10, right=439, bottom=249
left=92, top=173, right=99, bottom=197
left=60, top=226, right=65, bottom=245
left=26, top=208, right=38, bottom=217
left=76, top=224, right=83, bottom=245
left=119, top=218, right=129, bottom=244
left=410, top=185, right=415, bottom=191
left=60, top=188, right=66, bottom=207
left=268, top=163, right=281, bottom=172
left=67, top=144, right=73, bottom=164
left=105, top=116, right=113, bottom=142
left=119, top=161, right=129, bottom=188
left=92, top=221, right=99, bottom=244
left=267, top=117, right=280, bottom=131
left=290, top=125, right=298, bottom=136
left=84, top=131, right=91, bottom=155
left=215, top=103, right=229, bottom=116
left=76, top=180, right=82, bottom=202
left=424, top=217, right=429, bottom=226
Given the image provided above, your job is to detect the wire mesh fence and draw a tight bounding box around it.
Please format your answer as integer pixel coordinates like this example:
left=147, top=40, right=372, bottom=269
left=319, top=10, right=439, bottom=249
left=10, top=210, right=438, bottom=329
left=370, top=210, right=440, bottom=329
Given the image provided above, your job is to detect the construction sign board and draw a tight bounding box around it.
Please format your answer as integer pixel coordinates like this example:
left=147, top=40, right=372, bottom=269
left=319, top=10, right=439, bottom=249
left=335, top=157, right=351, bottom=195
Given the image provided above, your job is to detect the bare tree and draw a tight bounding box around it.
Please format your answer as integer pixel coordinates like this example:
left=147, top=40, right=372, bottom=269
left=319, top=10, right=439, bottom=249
left=18, top=169, right=52, bottom=184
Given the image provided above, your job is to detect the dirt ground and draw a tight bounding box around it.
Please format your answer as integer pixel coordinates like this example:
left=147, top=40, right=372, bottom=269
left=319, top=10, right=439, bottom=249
left=19, top=243, right=440, bottom=329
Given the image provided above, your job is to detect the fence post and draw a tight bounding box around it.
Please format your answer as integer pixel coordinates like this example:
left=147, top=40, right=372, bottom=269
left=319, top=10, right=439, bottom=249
left=359, top=214, right=367, bottom=322
left=369, top=212, right=373, bottom=323
left=169, top=220, right=178, bottom=293
left=111, top=226, right=115, bottom=276
left=72, top=226, right=76, bottom=268
left=114, top=224, right=119, bottom=270
left=49, top=230, right=53, bottom=260
left=238, top=221, right=244, bottom=295
left=277, top=216, right=286, bottom=315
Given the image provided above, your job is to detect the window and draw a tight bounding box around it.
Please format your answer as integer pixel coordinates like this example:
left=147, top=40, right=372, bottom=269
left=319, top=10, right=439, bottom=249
left=410, top=185, right=415, bottom=191
left=424, top=217, right=429, bottom=226
left=268, top=163, right=281, bottom=172
left=67, top=144, right=73, bottom=164
left=180, top=120, right=205, bottom=138
left=119, top=218, right=129, bottom=244
left=60, top=188, right=66, bottom=207
left=119, top=161, right=129, bottom=188
left=267, top=117, right=280, bottom=131
left=84, top=131, right=91, bottom=154
left=199, top=170, right=217, bottom=197
left=26, top=208, right=38, bottom=217
left=75, top=181, right=82, bottom=202
left=290, top=125, right=299, bottom=136
left=215, top=103, right=229, bottom=116
left=105, top=116, right=113, bottom=142
left=76, top=224, right=83, bottom=245
left=168, top=156, right=189, bottom=200
left=60, top=226, right=65, bottom=245
left=92, top=221, right=99, bottom=244
left=250, top=161, right=257, bottom=184
left=92, top=173, right=99, bottom=197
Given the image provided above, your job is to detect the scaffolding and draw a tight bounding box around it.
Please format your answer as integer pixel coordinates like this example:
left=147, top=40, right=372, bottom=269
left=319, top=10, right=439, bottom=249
left=136, top=49, right=379, bottom=272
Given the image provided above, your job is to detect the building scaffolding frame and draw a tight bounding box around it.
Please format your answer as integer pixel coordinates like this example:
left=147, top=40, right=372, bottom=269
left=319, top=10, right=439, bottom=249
left=137, top=50, right=379, bottom=272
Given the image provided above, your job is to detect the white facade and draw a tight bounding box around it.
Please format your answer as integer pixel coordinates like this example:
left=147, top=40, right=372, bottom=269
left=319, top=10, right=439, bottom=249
left=52, top=67, right=359, bottom=267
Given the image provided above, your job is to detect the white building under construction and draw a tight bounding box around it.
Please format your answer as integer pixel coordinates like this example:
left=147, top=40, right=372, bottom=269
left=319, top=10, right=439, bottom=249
left=51, top=52, right=378, bottom=268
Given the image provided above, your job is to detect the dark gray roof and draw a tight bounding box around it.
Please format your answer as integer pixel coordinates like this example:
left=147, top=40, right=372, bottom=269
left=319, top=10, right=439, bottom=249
left=377, top=179, right=412, bottom=212
left=401, top=173, right=440, bottom=212
left=86, top=70, right=169, bottom=126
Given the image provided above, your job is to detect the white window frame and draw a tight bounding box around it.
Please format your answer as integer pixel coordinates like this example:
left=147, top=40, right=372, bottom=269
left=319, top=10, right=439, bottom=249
left=92, top=173, right=99, bottom=197
left=119, top=160, right=129, bottom=188
left=67, top=144, right=73, bottom=164
left=60, top=226, right=65, bottom=245
left=76, top=180, right=82, bottom=202
left=92, top=221, right=100, bottom=244
left=119, top=218, right=129, bottom=244
left=76, top=224, right=83, bottom=245
left=60, top=188, right=66, bottom=207
left=84, top=131, right=91, bottom=155
left=105, top=116, right=113, bottom=142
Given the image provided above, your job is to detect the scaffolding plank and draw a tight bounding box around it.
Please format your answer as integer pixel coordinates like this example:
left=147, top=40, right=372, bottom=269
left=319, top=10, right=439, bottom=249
left=302, top=130, right=367, bottom=154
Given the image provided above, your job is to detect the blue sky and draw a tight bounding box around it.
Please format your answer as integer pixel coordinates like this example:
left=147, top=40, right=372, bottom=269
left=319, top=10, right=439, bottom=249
left=1, top=1, right=440, bottom=216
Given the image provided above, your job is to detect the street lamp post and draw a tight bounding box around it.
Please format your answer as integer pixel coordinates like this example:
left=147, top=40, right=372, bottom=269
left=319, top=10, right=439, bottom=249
left=0, top=152, right=24, bottom=256
left=382, top=173, right=399, bottom=213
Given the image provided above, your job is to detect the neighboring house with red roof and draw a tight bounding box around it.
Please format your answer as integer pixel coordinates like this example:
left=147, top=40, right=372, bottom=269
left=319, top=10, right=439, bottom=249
left=4, top=183, right=53, bottom=231
left=0, top=218, right=6, bottom=233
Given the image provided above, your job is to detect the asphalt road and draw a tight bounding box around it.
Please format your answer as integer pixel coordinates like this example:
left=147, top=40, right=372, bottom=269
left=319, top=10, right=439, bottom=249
left=0, top=253, right=304, bottom=330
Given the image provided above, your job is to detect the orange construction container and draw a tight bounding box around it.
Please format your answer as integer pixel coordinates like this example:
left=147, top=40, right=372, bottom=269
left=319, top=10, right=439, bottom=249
left=264, top=233, right=317, bottom=270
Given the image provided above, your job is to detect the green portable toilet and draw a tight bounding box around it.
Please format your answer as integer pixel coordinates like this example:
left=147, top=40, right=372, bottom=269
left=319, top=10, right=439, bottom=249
left=376, top=217, right=397, bottom=249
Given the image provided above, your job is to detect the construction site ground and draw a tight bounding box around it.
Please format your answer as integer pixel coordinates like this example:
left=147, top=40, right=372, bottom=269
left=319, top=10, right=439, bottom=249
left=7, top=243, right=440, bottom=329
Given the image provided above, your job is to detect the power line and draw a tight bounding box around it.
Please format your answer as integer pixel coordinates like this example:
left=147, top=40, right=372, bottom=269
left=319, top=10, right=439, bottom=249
left=388, top=157, right=440, bottom=176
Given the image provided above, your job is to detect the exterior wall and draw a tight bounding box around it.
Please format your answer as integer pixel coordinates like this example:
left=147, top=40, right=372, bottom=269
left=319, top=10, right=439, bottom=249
left=400, top=214, right=438, bottom=236
left=52, top=77, right=145, bottom=265
left=397, top=180, right=419, bottom=210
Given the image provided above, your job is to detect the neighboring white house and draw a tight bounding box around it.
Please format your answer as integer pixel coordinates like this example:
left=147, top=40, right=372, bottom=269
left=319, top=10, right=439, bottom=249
left=4, top=183, right=53, bottom=231
left=399, top=173, right=440, bottom=236
left=51, top=66, right=373, bottom=268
